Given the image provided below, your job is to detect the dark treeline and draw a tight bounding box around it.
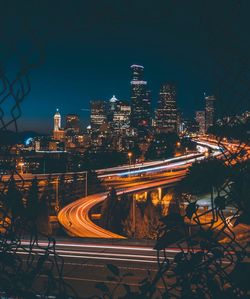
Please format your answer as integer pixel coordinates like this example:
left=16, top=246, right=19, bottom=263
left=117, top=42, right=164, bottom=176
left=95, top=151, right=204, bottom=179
left=145, top=133, right=196, bottom=161
left=180, top=158, right=250, bottom=224
left=2, top=177, right=52, bottom=235
left=100, top=187, right=178, bottom=239
left=100, top=157, right=250, bottom=239
left=208, top=118, right=250, bottom=141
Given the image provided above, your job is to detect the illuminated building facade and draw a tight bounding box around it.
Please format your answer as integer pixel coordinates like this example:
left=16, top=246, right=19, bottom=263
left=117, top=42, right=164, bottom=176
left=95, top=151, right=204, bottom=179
left=130, top=65, right=151, bottom=131
left=65, top=114, right=80, bottom=134
left=54, top=109, right=61, bottom=131
left=107, top=95, right=119, bottom=124
left=155, top=83, right=178, bottom=133
left=112, top=101, right=131, bottom=131
left=195, top=110, right=206, bottom=134
left=90, top=100, right=108, bottom=131
left=106, top=95, right=131, bottom=131
left=53, top=109, right=65, bottom=141
left=205, top=94, right=216, bottom=132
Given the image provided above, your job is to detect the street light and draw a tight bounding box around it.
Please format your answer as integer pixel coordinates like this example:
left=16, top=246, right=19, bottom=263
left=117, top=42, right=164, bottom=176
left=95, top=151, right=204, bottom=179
left=128, top=152, right=133, bottom=177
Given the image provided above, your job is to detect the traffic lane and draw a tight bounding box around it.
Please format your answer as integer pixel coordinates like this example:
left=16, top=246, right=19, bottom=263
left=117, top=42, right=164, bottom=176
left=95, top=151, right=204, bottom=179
left=19, top=254, right=171, bottom=298
left=55, top=259, right=168, bottom=298
left=18, top=242, right=242, bottom=297
left=103, top=170, right=187, bottom=188
left=20, top=242, right=175, bottom=265
left=32, top=261, right=167, bottom=299
left=19, top=241, right=236, bottom=268
left=58, top=175, right=185, bottom=239
left=20, top=252, right=239, bottom=298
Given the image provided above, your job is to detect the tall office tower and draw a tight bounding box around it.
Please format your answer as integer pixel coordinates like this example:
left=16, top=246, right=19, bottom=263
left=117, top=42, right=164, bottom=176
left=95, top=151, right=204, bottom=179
left=130, top=65, right=151, bottom=130
left=65, top=114, right=80, bottom=134
left=112, top=101, right=131, bottom=131
left=107, top=95, right=119, bottom=123
left=90, top=100, right=107, bottom=131
left=176, top=110, right=182, bottom=133
left=54, top=108, right=61, bottom=131
left=205, top=94, right=216, bottom=132
left=53, top=109, right=65, bottom=141
left=196, top=111, right=206, bottom=134
left=155, top=83, right=178, bottom=133
left=109, top=95, right=118, bottom=111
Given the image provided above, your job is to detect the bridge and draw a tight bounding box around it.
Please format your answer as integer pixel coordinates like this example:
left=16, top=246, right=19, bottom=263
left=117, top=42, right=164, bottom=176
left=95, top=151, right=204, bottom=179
left=58, top=140, right=222, bottom=238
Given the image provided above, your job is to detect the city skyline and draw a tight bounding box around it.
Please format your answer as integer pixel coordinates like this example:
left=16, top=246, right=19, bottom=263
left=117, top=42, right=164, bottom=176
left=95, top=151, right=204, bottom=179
left=23, top=61, right=214, bottom=134
left=2, top=1, right=250, bottom=132
left=23, top=62, right=218, bottom=135
left=1, top=2, right=249, bottom=297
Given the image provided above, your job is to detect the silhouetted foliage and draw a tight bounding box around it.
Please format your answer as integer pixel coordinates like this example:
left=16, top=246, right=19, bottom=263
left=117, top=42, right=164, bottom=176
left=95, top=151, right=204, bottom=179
left=229, top=160, right=250, bottom=224
left=5, top=178, right=24, bottom=222
left=0, top=38, right=79, bottom=298
left=82, top=150, right=127, bottom=170
left=180, top=158, right=229, bottom=194
left=101, top=187, right=126, bottom=234
left=26, top=177, right=40, bottom=222
left=208, top=119, right=250, bottom=141
left=145, top=132, right=179, bottom=160
left=87, top=169, right=104, bottom=195
left=128, top=143, right=142, bottom=161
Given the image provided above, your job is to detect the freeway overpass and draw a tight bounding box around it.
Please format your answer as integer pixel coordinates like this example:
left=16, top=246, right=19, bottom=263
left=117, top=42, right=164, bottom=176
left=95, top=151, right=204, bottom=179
left=58, top=141, right=222, bottom=238
left=58, top=171, right=186, bottom=238
left=2, top=139, right=221, bottom=183
left=1, top=151, right=205, bottom=182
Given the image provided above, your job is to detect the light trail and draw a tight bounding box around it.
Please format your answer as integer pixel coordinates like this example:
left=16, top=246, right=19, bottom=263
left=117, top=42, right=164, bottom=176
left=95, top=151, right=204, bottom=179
left=97, top=152, right=202, bottom=176
left=58, top=172, right=185, bottom=238
left=18, top=241, right=232, bottom=264
left=58, top=140, right=223, bottom=238
left=195, top=141, right=222, bottom=150
left=111, top=153, right=221, bottom=177
left=20, top=241, right=164, bottom=252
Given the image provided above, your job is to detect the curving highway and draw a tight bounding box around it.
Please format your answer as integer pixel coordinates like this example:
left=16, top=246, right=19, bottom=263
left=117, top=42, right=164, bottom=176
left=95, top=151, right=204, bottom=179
left=58, top=142, right=224, bottom=238
left=58, top=170, right=187, bottom=238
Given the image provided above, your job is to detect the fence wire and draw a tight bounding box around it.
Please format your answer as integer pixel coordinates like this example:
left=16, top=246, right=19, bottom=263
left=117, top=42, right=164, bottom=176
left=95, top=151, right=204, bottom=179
left=0, top=40, right=79, bottom=298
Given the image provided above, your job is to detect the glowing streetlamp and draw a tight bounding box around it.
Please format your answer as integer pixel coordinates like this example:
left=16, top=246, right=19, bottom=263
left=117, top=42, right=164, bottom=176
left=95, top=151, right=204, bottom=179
left=128, top=151, right=132, bottom=159
left=128, top=152, right=133, bottom=177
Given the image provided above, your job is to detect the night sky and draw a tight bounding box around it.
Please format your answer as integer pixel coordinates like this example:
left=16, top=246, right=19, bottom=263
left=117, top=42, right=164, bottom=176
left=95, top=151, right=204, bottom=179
left=1, top=0, right=250, bottom=133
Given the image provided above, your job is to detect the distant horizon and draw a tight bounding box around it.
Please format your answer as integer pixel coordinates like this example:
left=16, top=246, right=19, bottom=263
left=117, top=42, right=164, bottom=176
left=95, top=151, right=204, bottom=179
left=1, top=1, right=249, bottom=132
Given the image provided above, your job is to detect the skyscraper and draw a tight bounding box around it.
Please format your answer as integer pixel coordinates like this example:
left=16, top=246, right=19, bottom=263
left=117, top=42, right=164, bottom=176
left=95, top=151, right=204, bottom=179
left=106, top=95, right=131, bottom=131
left=90, top=100, right=107, bottom=131
left=53, top=109, right=65, bottom=141
left=130, top=65, right=151, bottom=131
left=65, top=114, right=80, bottom=134
left=109, top=95, right=119, bottom=111
left=205, top=95, right=216, bottom=132
left=112, top=101, right=131, bottom=131
left=54, top=108, right=61, bottom=131
left=155, top=83, right=178, bottom=133
left=195, top=111, right=206, bottom=134
left=107, top=95, right=119, bottom=123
